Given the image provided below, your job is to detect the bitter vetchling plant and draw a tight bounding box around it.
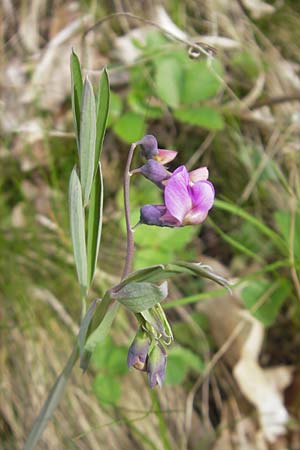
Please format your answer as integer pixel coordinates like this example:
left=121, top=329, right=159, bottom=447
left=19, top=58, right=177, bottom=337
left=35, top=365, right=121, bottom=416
left=23, top=50, right=228, bottom=450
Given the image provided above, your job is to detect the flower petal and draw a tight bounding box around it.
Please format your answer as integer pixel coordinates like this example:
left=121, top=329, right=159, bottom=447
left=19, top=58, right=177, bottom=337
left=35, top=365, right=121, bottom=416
left=164, top=166, right=192, bottom=222
left=183, top=207, right=209, bottom=225
left=189, top=167, right=209, bottom=183
left=189, top=180, right=215, bottom=211
left=155, top=149, right=178, bottom=165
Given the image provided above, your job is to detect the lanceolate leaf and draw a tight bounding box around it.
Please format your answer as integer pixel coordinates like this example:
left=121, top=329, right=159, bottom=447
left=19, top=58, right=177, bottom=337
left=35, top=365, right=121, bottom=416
left=95, top=68, right=110, bottom=166
left=81, top=302, right=120, bottom=370
left=112, top=281, right=168, bottom=313
left=70, top=49, right=83, bottom=150
left=87, top=163, right=104, bottom=287
left=117, top=262, right=229, bottom=291
left=80, top=77, right=96, bottom=206
left=69, top=166, right=88, bottom=294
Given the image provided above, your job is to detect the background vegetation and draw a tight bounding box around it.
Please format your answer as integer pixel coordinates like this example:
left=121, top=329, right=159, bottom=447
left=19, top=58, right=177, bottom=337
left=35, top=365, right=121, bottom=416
left=1, top=0, right=300, bottom=449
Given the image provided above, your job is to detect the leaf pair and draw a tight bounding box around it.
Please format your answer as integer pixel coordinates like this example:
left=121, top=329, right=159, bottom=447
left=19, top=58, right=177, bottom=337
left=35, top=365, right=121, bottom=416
left=78, top=260, right=229, bottom=370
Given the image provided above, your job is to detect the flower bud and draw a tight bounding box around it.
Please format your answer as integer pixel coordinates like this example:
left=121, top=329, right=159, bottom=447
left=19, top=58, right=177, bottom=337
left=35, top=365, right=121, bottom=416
left=147, top=345, right=167, bottom=388
left=138, top=135, right=158, bottom=159
left=140, top=159, right=170, bottom=185
left=140, top=205, right=179, bottom=227
left=127, top=329, right=150, bottom=371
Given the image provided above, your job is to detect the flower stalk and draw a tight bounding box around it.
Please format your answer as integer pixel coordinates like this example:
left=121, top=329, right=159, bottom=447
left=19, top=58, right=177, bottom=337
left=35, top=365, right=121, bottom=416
left=122, top=142, right=137, bottom=280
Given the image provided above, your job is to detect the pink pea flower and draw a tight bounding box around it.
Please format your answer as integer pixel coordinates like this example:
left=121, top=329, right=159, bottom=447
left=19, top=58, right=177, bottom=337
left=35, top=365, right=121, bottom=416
left=138, top=134, right=178, bottom=165
left=140, top=165, right=215, bottom=227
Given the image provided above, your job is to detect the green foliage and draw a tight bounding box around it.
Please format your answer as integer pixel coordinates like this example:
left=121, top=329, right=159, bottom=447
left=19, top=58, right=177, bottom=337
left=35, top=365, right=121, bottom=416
left=87, top=164, right=104, bottom=286
left=93, top=374, right=121, bottom=404
left=232, top=51, right=261, bottom=79
left=69, top=167, right=88, bottom=295
left=155, top=57, right=182, bottom=108
left=95, top=68, right=110, bottom=165
left=79, top=78, right=96, bottom=206
left=112, top=281, right=168, bottom=312
left=70, top=49, right=83, bottom=148
left=108, top=36, right=225, bottom=144
left=174, top=107, right=224, bottom=130
left=113, top=112, right=146, bottom=143
left=165, top=346, right=204, bottom=385
left=241, top=278, right=291, bottom=326
left=92, top=336, right=128, bottom=405
left=107, top=91, right=123, bottom=126
left=274, top=210, right=300, bottom=260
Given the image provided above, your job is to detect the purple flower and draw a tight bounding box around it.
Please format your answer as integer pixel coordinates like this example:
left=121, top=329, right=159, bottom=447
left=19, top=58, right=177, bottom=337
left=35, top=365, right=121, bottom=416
left=138, top=135, right=159, bottom=159
left=127, top=329, right=150, bottom=371
left=137, top=134, right=178, bottom=164
left=140, top=165, right=215, bottom=227
left=147, top=345, right=167, bottom=388
left=139, top=159, right=170, bottom=186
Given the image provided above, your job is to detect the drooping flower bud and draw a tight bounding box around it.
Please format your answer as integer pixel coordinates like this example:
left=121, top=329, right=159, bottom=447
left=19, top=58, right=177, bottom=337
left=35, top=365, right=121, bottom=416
left=138, top=135, right=158, bottom=159
left=127, top=329, right=151, bottom=371
left=140, top=159, right=170, bottom=185
left=147, top=344, right=167, bottom=388
left=140, top=205, right=179, bottom=227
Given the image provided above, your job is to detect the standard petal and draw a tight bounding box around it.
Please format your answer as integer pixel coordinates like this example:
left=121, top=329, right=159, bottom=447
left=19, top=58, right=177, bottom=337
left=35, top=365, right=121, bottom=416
left=155, top=149, right=178, bottom=165
left=164, top=166, right=192, bottom=222
left=189, top=180, right=215, bottom=211
left=189, top=167, right=209, bottom=183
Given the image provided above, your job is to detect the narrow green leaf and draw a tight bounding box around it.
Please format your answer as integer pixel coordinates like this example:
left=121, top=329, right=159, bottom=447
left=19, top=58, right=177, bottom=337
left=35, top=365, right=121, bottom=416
left=117, top=262, right=228, bottom=290
left=23, top=345, right=78, bottom=450
left=82, top=302, right=120, bottom=366
left=241, top=278, right=291, bottom=326
left=214, top=199, right=287, bottom=254
left=69, top=166, right=87, bottom=294
left=112, top=281, right=168, bottom=312
left=87, top=163, right=103, bottom=287
left=208, top=218, right=264, bottom=262
left=117, top=265, right=165, bottom=286
left=80, top=77, right=96, bottom=206
left=78, top=299, right=99, bottom=360
left=174, top=107, right=224, bottom=130
left=70, top=49, right=83, bottom=150
left=95, top=68, right=110, bottom=166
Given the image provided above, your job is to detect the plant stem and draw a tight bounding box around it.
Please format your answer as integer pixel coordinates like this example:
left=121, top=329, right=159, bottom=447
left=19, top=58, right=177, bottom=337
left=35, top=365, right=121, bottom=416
left=23, top=344, right=79, bottom=450
left=121, top=142, right=137, bottom=280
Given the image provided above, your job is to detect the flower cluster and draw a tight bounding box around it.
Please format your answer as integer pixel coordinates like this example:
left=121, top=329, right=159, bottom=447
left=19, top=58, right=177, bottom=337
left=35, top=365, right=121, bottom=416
left=127, top=135, right=215, bottom=388
left=127, top=328, right=167, bottom=388
left=136, top=135, right=215, bottom=227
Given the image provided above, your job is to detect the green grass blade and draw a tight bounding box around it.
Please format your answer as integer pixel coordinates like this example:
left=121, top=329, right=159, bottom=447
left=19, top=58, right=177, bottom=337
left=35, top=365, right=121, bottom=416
left=95, top=68, right=110, bottom=166
left=87, top=163, right=104, bottom=287
left=70, top=49, right=83, bottom=150
left=69, top=166, right=88, bottom=295
left=214, top=199, right=287, bottom=253
left=80, top=77, right=96, bottom=206
left=208, top=218, right=264, bottom=262
left=23, top=345, right=78, bottom=450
